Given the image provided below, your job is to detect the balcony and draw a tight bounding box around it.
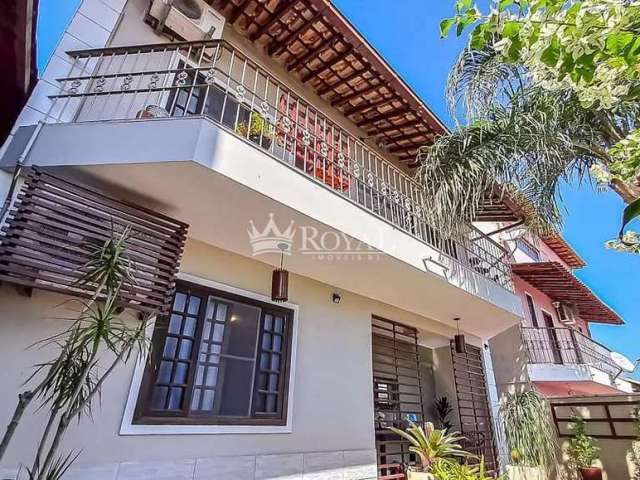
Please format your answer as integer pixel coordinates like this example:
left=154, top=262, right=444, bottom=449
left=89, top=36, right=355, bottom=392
left=36, top=39, right=513, bottom=292
left=522, top=326, right=621, bottom=377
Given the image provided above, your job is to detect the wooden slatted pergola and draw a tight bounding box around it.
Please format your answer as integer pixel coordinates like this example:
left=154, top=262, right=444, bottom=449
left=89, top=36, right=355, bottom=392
left=512, top=262, right=623, bottom=325
left=204, top=0, right=447, bottom=165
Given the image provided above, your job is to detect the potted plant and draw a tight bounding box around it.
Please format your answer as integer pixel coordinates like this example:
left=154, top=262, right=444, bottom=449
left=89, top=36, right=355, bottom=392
left=389, top=421, right=470, bottom=479
left=568, top=417, right=601, bottom=480
left=235, top=111, right=274, bottom=149
left=500, top=391, right=556, bottom=480
left=430, top=456, right=503, bottom=480
left=434, top=396, right=453, bottom=431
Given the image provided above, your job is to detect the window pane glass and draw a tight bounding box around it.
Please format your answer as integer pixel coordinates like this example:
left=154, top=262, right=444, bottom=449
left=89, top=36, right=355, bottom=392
left=173, top=362, right=188, bottom=384
left=150, top=288, right=202, bottom=413
left=178, top=339, right=193, bottom=360
left=273, top=316, right=284, bottom=334
left=201, top=389, right=215, bottom=411
left=272, top=335, right=282, bottom=352
left=163, top=337, right=178, bottom=358
left=173, top=293, right=187, bottom=312
left=213, top=323, right=224, bottom=342
left=158, top=361, right=173, bottom=383
left=167, top=387, right=183, bottom=410
left=264, top=314, right=273, bottom=331
left=145, top=284, right=292, bottom=424
left=224, top=303, right=260, bottom=357
left=266, top=394, right=277, bottom=413
left=215, top=303, right=228, bottom=322
left=168, top=314, right=182, bottom=334
left=217, top=357, right=254, bottom=416
left=183, top=317, right=196, bottom=337
left=152, top=386, right=168, bottom=409
left=268, top=374, right=279, bottom=391
left=187, top=296, right=201, bottom=315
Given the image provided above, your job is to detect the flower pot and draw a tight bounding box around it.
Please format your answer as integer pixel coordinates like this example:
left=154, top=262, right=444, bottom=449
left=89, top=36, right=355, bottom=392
left=249, top=134, right=273, bottom=150
left=506, top=465, right=545, bottom=480
left=579, top=467, right=602, bottom=480
left=407, top=471, right=432, bottom=480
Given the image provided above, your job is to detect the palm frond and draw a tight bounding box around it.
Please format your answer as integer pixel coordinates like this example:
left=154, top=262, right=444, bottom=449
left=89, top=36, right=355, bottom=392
left=447, top=46, right=524, bottom=123
left=500, top=390, right=557, bottom=470
left=417, top=86, right=604, bottom=236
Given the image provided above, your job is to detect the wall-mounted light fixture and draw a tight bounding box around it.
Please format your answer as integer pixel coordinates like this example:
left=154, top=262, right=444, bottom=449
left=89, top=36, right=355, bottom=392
left=453, top=317, right=466, bottom=354
left=332, top=292, right=341, bottom=304
left=271, top=243, right=289, bottom=303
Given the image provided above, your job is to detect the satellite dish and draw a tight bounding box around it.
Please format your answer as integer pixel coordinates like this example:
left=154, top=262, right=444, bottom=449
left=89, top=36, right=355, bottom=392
left=610, top=351, right=636, bottom=372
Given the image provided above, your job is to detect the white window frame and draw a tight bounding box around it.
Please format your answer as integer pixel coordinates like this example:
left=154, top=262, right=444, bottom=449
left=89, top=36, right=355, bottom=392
left=119, top=272, right=299, bottom=435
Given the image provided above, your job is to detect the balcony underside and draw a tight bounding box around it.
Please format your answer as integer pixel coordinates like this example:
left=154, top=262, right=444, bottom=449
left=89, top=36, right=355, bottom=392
left=3, top=117, right=522, bottom=337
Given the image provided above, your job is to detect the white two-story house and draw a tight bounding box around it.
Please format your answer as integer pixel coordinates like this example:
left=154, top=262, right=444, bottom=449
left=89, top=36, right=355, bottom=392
left=0, top=1, right=528, bottom=479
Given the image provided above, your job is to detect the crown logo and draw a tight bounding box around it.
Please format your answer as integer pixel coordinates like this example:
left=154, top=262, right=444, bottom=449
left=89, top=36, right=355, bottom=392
left=247, top=213, right=295, bottom=256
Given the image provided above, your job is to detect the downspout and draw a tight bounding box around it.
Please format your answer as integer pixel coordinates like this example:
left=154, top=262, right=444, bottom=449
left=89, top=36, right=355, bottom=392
left=0, top=121, right=44, bottom=226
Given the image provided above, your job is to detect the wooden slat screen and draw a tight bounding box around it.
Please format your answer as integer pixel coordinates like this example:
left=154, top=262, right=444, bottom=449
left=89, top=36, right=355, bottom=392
left=371, top=316, right=424, bottom=480
left=550, top=397, right=640, bottom=440
left=450, top=342, right=498, bottom=473
left=0, top=169, right=188, bottom=314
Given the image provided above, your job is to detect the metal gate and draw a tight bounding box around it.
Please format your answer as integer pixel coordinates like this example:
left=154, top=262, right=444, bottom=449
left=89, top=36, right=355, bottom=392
left=371, top=316, right=424, bottom=480
left=450, top=341, right=498, bottom=473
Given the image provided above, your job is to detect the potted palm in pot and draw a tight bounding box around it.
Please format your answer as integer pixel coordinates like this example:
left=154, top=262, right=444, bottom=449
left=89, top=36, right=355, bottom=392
left=500, top=391, right=556, bottom=480
left=568, top=417, right=601, bottom=480
left=389, top=421, right=470, bottom=479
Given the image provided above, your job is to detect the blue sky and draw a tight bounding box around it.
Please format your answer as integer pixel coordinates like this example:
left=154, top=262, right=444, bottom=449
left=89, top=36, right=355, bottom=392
left=39, top=0, right=639, bottom=370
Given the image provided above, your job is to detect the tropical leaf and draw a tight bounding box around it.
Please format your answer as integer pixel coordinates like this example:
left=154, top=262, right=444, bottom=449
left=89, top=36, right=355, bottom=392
left=620, top=197, right=640, bottom=238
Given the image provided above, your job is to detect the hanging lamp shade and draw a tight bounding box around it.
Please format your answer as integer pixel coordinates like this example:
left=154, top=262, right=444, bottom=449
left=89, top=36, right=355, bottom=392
left=271, top=268, right=289, bottom=302
left=453, top=317, right=466, bottom=354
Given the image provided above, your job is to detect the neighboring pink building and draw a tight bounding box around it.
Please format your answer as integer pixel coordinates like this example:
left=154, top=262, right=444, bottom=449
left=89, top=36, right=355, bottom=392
left=508, top=232, right=631, bottom=397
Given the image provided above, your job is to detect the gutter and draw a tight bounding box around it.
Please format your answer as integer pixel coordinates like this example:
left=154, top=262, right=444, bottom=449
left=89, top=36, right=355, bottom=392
left=0, top=121, right=43, bottom=226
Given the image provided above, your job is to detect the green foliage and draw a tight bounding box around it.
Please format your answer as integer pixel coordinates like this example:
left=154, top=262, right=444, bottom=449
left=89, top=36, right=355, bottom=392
left=430, top=457, right=502, bottom=480
left=434, top=396, right=454, bottom=431
left=442, top=0, right=640, bottom=109
left=26, top=451, right=80, bottom=480
left=568, top=416, right=600, bottom=469
left=499, top=391, right=557, bottom=469
left=236, top=111, right=275, bottom=139
left=389, top=421, right=470, bottom=472
left=78, top=224, right=134, bottom=293
left=427, top=0, right=640, bottom=246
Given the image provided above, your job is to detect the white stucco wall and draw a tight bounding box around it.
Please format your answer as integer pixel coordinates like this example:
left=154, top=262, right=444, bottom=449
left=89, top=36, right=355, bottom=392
left=0, top=238, right=481, bottom=479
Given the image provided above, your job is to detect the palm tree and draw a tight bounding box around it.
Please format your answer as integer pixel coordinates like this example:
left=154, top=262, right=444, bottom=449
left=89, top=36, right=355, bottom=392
left=416, top=45, right=640, bottom=238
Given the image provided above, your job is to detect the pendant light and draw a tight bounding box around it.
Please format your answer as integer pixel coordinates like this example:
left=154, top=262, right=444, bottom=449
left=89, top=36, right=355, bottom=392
left=454, top=317, right=466, bottom=354
left=271, top=244, right=289, bottom=302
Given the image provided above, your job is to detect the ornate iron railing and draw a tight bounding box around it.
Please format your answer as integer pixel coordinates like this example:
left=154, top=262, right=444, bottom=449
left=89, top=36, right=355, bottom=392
left=46, top=39, right=512, bottom=290
left=522, top=326, right=620, bottom=376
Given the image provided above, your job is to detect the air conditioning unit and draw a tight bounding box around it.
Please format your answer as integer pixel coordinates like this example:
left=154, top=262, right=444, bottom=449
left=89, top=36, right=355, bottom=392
left=554, top=301, right=576, bottom=325
left=149, top=0, right=226, bottom=41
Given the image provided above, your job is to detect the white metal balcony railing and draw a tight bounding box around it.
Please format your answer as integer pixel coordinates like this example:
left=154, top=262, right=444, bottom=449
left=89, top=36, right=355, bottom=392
left=522, top=326, right=621, bottom=377
left=45, top=39, right=513, bottom=290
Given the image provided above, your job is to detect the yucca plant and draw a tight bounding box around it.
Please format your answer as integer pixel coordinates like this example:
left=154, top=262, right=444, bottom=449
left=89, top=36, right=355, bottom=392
left=389, top=421, right=470, bottom=473
left=26, top=451, right=80, bottom=480
left=500, top=391, right=557, bottom=471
